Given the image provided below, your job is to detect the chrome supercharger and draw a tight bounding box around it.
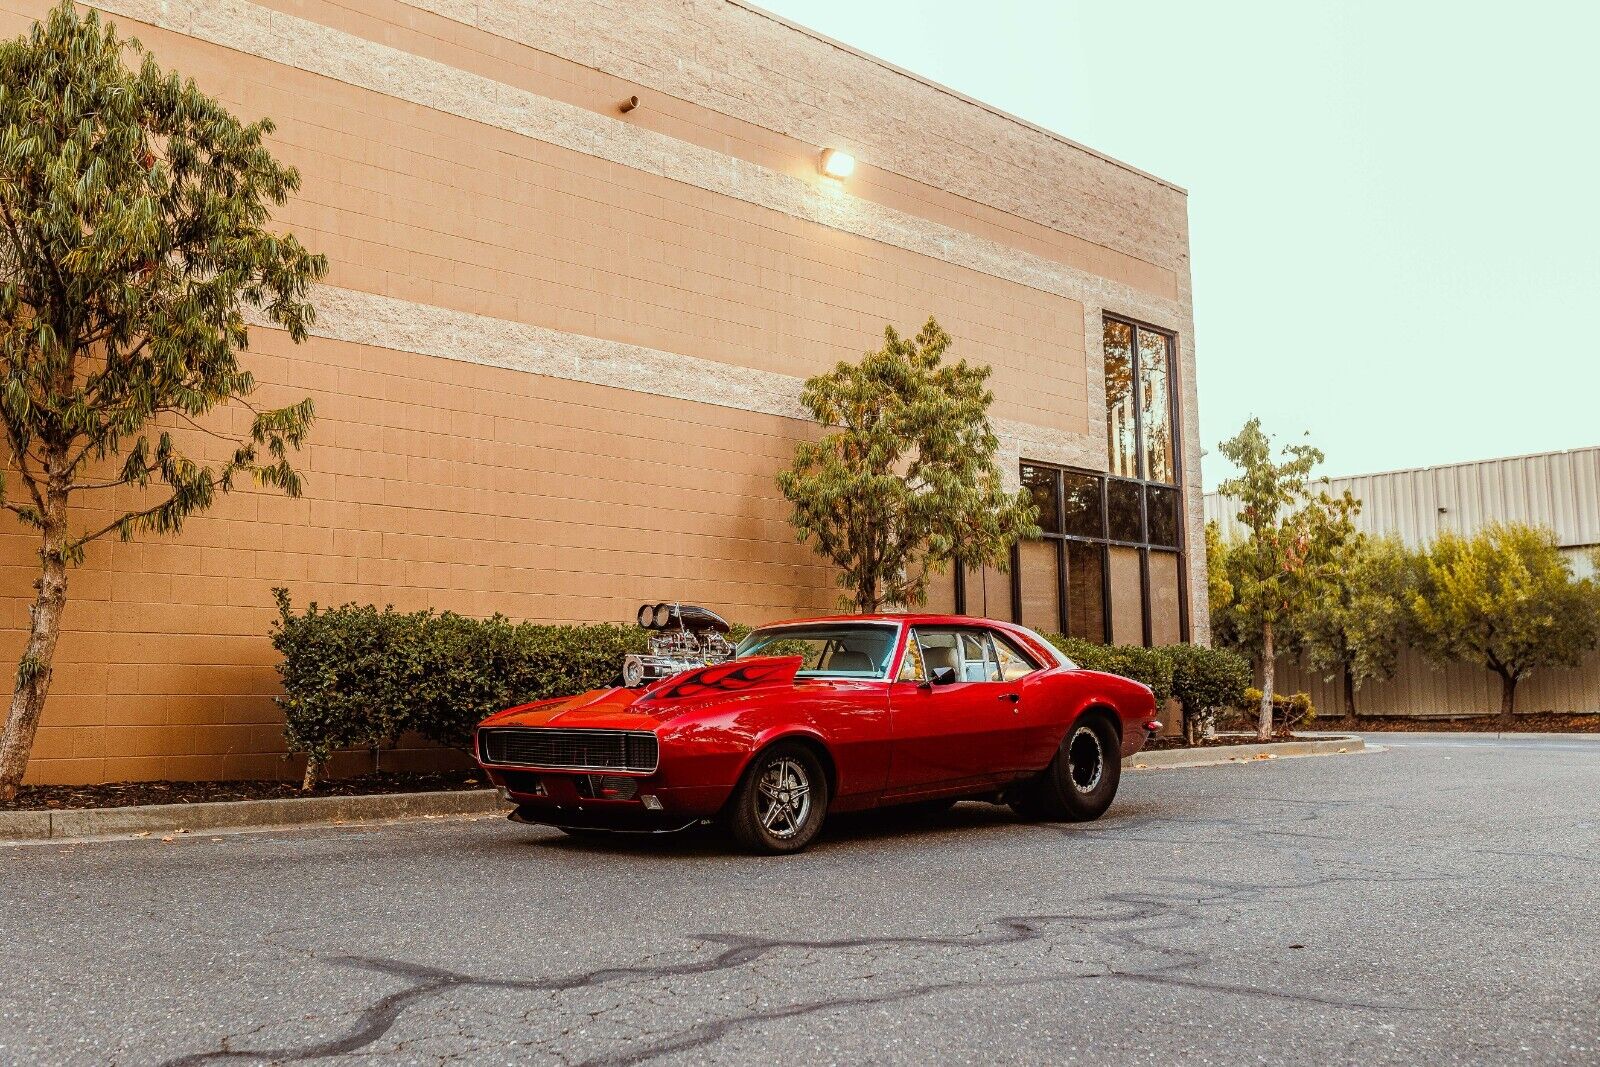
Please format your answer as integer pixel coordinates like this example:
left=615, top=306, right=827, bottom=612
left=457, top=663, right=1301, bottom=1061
left=621, top=602, right=736, bottom=687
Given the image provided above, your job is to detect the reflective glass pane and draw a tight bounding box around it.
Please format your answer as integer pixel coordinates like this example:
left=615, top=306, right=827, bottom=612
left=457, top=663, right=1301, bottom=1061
left=960, top=631, right=996, bottom=682
left=1150, top=550, right=1182, bottom=646
left=1108, top=546, right=1144, bottom=646
left=1018, top=540, right=1060, bottom=634
left=1147, top=485, right=1180, bottom=548
left=1139, top=329, right=1175, bottom=484
left=1104, top=320, right=1138, bottom=478
left=1062, top=471, right=1103, bottom=539
left=1020, top=464, right=1060, bottom=535
left=1107, top=479, right=1143, bottom=542
left=1065, top=541, right=1105, bottom=643
left=990, top=634, right=1038, bottom=680
left=898, top=635, right=926, bottom=681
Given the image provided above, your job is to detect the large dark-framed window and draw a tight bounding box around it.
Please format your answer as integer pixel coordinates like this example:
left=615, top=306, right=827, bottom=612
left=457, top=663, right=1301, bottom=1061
left=953, top=315, right=1188, bottom=646
left=1012, top=461, right=1187, bottom=646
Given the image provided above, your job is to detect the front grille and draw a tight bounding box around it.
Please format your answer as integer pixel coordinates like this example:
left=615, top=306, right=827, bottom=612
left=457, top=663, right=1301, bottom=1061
left=480, top=728, right=658, bottom=773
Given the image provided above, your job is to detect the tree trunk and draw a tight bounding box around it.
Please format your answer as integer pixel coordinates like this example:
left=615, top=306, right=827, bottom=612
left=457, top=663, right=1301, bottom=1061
left=1497, top=670, right=1518, bottom=728
left=1258, top=621, right=1275, bottom=742
left=1342, top=661, right=1358, bottom=720
left=302, top=753, right=323, bottom=792
left=0, top=518, right=70, bottom=802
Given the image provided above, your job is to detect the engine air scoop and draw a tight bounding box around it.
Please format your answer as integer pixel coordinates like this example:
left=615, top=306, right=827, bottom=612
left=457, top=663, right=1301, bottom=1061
left=648, top=656, right=803, bottom=702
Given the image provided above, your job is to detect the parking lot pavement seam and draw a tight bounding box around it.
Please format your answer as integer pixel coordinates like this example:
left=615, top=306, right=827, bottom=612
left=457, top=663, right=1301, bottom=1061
left=157, top=872, right=1435, bottom=1066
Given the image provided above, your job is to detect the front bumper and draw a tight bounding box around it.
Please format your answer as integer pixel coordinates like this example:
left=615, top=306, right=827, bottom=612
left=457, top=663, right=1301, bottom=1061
left=479, top=764, right=732, bottom=827
left=508, top=803, right=701, bottom=833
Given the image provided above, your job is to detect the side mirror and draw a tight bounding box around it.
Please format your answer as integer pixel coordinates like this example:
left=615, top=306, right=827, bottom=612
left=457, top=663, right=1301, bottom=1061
left=925, top=666, right=958, bottom=687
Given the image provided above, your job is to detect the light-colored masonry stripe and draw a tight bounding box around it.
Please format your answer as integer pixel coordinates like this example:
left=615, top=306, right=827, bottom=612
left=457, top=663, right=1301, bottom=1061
left=93, top=0, right=1182, bottom=332
left=274, top=286, right=1102, bottom=474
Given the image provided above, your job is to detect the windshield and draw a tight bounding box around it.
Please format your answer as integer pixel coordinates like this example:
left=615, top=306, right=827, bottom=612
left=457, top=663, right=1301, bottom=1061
left=736, top=623, right=900, bottom=679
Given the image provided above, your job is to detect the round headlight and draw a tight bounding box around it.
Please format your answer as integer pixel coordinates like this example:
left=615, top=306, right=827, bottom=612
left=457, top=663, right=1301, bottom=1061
left=622, top=654, right=645, bottom=688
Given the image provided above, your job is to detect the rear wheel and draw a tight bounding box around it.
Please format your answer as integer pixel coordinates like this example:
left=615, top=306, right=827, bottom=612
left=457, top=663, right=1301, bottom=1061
left=728, top=742, right=829, bottom=854
left=1011, top=714, right=1120, bottom=822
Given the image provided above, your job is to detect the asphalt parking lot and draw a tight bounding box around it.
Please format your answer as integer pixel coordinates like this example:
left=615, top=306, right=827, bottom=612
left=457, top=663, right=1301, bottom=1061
left=3, top=734, right=1597, bottom=1066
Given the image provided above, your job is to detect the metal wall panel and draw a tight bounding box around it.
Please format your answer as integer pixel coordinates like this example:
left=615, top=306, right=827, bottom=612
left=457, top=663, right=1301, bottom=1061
left=1205, top=446, right=1600, bottom=551
left=1207, top=447, right=1600, bottom=716
left=1276, top=647, right=1600, bottom=718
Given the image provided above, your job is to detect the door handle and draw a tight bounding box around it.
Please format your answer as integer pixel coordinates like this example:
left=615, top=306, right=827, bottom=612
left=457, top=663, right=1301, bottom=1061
left=998, top=693, right=1020, bottom=703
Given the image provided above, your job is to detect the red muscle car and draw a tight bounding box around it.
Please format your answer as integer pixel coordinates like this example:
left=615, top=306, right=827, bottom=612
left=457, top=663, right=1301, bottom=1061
left=474, top=614, right=1161, bottom=853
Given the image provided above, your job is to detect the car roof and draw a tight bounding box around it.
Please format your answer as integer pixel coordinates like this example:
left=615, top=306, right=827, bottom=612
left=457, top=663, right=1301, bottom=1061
left=753, top=613, right=1026, bottom=630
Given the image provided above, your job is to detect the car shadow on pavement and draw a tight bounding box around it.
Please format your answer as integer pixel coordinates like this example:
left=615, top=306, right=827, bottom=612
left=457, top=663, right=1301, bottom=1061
left=506, top=799, right=1162, bottom=856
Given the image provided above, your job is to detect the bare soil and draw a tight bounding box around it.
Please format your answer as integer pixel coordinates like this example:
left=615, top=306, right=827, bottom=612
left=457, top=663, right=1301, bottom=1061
left=1144, top=733, right=1316, bottom=751
left=0, top=770, right=486, bottom=812
left=1319, top=712, right=1600, bottom=734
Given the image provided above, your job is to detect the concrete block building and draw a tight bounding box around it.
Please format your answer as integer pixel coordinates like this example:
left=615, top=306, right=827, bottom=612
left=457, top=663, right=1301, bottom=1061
left=0, top=0, right=1205, bottom=783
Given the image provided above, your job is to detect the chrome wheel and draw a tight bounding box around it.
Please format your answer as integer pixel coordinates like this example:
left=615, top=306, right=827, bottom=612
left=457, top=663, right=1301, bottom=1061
left=1067, top=725, right=1104, bottom=793
left=755, top=757, right=811, bottom=840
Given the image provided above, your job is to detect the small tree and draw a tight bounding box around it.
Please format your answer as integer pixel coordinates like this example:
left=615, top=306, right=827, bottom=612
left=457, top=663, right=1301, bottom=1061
left=778, top=317, right=1036, bottom=611
left=1411, top=523, right=1600, bottom=722
left=0, top=3, right=324, bottom=799
left=1214, top=419, right=1355, bottom=740
left=1300, top=534, right=1417, bottom=718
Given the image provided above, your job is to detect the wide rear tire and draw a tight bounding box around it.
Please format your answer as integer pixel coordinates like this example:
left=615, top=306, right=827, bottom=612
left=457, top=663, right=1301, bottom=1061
left=1011, top=714, right=1120, bottom=822
left=728, top=742, right=829, bottom=854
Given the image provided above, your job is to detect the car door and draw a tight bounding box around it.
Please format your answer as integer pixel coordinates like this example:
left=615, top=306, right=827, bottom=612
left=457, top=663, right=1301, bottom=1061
left=884, top=627, right=1024, bottom=797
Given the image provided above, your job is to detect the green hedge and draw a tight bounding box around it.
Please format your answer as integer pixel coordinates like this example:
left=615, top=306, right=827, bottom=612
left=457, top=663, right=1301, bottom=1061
left=270, top=590, right=647, bottom=787
left=1043, top=634, right=1251, bottom=740
left=1047, top=635, right=1175, bottom=704
left=270, top=591, right=1257, bottom=787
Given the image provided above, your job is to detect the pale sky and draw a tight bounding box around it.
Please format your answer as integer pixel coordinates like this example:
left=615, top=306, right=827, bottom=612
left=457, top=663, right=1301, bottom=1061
left=757, top=1, right=1600, bottom=488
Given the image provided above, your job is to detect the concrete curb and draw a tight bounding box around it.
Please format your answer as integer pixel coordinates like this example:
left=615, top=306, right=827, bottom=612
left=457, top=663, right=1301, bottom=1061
left=1125, top=734, right=1365, bottom=770
left=0, top=788, right=508, bottom=843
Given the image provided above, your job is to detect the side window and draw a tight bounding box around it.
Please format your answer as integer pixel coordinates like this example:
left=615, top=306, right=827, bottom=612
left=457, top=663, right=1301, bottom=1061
left=898, top=634, right=926, bottom=682
left=959, top=632, right=997, bottom=682
left=989, top=633, right=1039, bottom=682
left=913, top=629, right=961, bottom=682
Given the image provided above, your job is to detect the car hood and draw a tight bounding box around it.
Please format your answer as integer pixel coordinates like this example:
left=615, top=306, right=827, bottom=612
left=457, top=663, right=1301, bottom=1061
left=480, top=656, right=805, bottom=731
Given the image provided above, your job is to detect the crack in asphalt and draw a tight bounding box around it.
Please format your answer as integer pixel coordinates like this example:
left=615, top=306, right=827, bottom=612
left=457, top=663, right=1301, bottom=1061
left=161, top=871, right=1430, bottom=1066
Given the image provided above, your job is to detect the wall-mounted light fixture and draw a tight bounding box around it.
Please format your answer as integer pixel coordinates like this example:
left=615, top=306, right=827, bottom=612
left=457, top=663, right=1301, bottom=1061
left=619, top=95, right=640, bottom=114
left=818, top=147, right=855, bottom=179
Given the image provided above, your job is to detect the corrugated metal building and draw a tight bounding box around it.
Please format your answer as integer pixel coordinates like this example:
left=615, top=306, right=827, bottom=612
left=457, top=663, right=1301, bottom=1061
left=1204, top=447, right=1600, bottom=717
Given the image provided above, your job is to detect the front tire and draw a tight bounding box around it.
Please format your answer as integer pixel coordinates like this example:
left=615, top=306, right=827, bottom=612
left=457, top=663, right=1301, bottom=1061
left=1011, top=714, right=1120, bottom=822
left=728, top=742, right=829, bottom=854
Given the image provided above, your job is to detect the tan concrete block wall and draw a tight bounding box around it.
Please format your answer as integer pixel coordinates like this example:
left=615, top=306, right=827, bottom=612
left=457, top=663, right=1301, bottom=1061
left=8, top=333, right=843, bottom=784
left=0, top=0, right=1205, bottom=783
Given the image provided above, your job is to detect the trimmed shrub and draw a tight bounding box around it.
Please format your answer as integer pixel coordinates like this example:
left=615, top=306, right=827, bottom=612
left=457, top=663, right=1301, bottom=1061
left=1236, top=687, right=1317, bottom=736
left=1165, top=643, right=1253, bottom=743
left=1045, top=635, right=1174, bottom=705
left=270, top=590, right=648, bottom=788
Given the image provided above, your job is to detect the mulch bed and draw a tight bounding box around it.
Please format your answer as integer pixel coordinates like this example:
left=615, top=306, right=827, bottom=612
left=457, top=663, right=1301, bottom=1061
left=1, top=770, right=487, bottom=812
left=1316, top=712, right=1600, bottom=734
left=1145, top=734, right=1308, bottom=751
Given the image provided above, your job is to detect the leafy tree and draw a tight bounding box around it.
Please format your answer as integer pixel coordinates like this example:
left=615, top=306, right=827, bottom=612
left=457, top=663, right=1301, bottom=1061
left=1299, top=534, right=1418, bottom=718
left=777, top=317, right=1037, bottom=612
left=1204, top=520, right=1235, bottom=638
left=0, top=3, right=324, bottom=800
left=1411, top=523, right=1600, bottom=721
left=1214, top=419, right=1356, bottom=740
